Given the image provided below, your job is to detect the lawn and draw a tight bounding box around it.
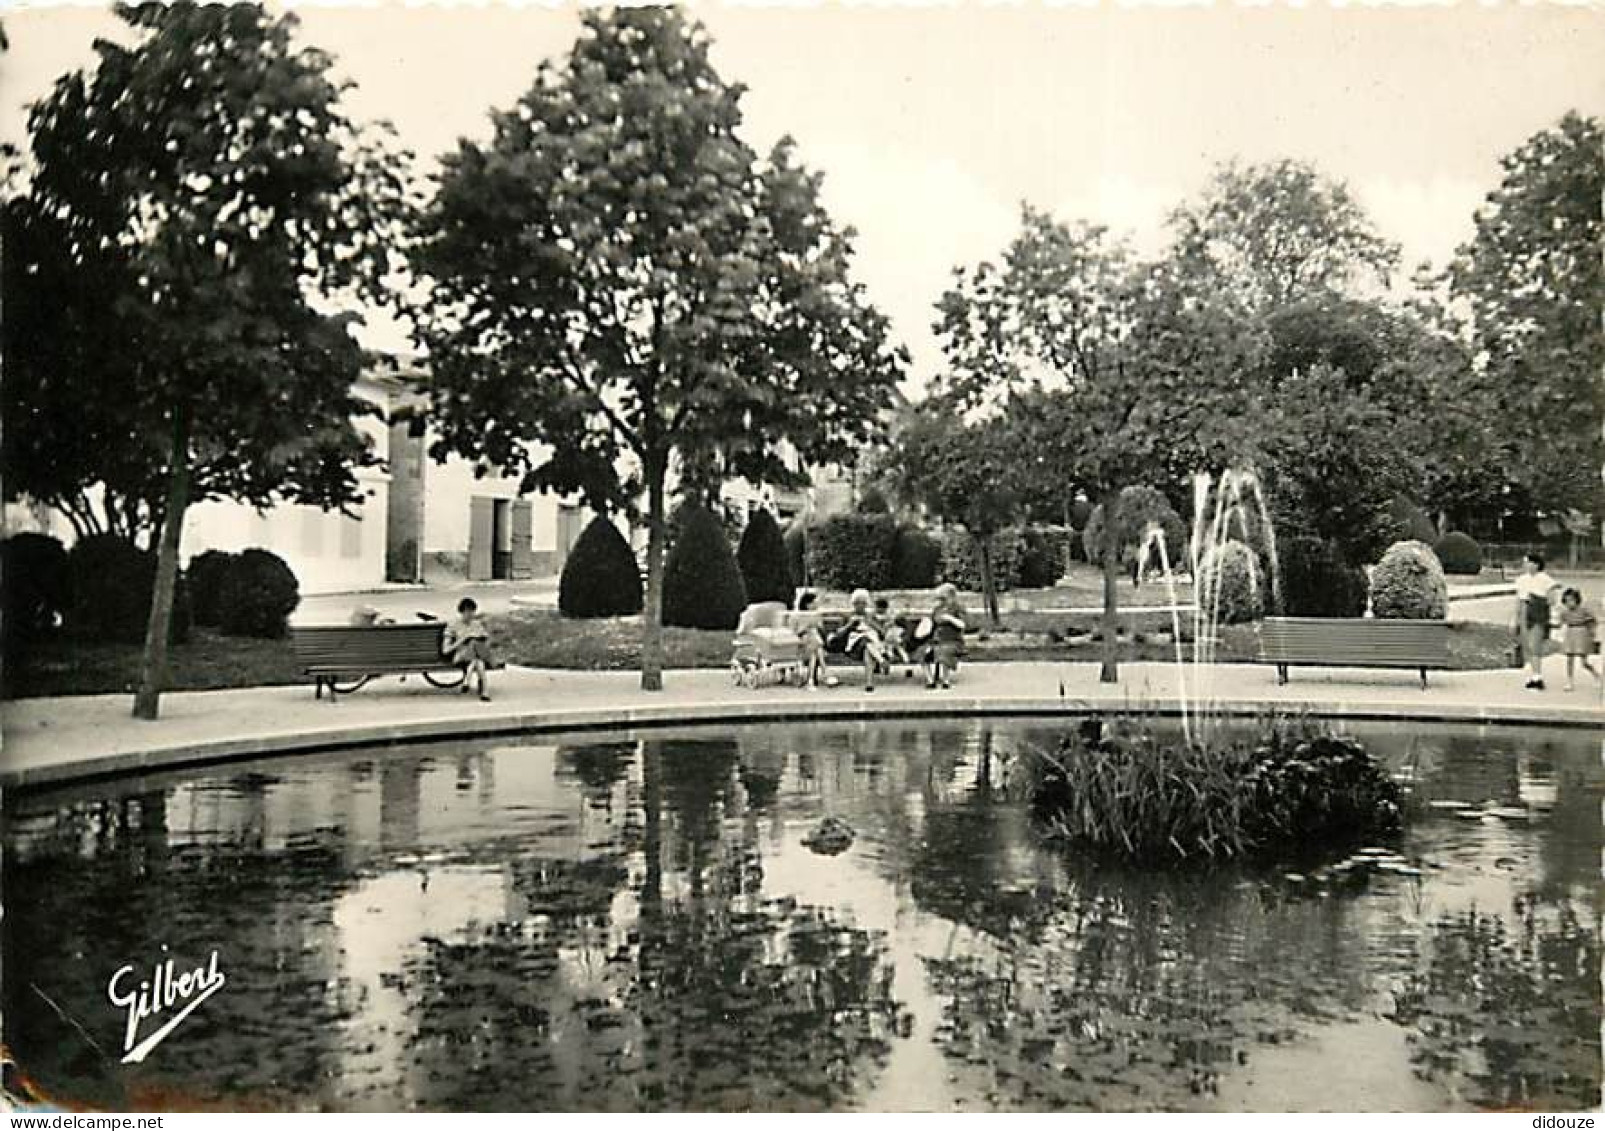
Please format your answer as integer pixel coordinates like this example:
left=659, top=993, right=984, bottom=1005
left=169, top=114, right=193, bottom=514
left=2, top=609, right=1518, bottom=698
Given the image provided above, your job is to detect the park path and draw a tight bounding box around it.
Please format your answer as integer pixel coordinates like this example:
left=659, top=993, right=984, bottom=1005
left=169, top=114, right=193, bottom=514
left=2, top=658, right=1599, bottom=788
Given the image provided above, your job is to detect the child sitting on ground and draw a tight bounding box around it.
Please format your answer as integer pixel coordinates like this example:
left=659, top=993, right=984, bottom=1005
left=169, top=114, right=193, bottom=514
left=1559, top=587, right=1600, bottom=693
left=442, top=597, right=494, bottom=702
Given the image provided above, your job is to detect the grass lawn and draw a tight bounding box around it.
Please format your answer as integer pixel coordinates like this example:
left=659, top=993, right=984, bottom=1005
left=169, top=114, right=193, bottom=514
left=2, top=610, right=1518, bottom=699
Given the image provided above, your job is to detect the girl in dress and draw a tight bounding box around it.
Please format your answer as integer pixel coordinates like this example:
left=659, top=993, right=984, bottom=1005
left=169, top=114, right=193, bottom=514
left=1558, top=587, right=1600, bottom=692
left=443, top=597, right=494, bottom=702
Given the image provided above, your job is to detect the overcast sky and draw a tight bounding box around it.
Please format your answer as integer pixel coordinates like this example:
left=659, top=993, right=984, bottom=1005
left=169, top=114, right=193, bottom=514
left=3, top=3, right=1602, bottom=383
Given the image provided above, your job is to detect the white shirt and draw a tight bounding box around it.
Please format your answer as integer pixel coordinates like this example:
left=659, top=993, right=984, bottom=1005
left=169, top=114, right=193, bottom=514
left=1514, top=571, right=1558, bottom=601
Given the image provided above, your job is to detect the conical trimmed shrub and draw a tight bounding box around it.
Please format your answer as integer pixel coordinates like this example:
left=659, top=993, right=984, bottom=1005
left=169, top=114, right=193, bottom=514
left=736, top=509, right=792, bottom=605
left=559, top=516, right=643, bottom=618
left=664, top=504, right=747, bottom=630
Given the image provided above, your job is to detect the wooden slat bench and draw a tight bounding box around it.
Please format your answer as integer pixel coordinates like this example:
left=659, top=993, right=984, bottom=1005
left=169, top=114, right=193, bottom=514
left=289, top=623, right=483, bottom=700
left=1257, top=617, right=1451, bottom=689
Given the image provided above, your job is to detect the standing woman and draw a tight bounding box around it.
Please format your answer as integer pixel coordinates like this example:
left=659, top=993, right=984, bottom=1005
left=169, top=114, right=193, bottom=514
left=1513, top=553, right=1561, bottom=690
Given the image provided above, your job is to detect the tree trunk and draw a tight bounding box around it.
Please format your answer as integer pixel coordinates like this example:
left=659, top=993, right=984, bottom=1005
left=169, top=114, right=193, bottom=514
left=640, top=456, right=668, bottom=692
left=132, top=405, right=192, bottom=720
left=979, top=535, right=1000, bottom=627
left=1099, top=494, right=1120, bottom=684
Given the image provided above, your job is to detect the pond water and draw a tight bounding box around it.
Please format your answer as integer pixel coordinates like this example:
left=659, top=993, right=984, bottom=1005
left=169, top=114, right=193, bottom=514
left=4, top=718, right=1600, bottom=1112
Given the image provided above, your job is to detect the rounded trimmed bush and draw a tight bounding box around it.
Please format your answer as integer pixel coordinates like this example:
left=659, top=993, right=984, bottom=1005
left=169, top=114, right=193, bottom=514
left=3, top=533, right=70, bottom=652
left=736, top=509, right=793, bottom=606
left=890, top=524, right=941, bottom=589
left=560, top=516, right=643, bottom=618
left=1278, top=536, right=1368, bottom=618
left=1198, top=539, right=1264, bottom=625
left=218, top=548, right=300, bottom=638
left=806, top=513, right=897, bottom=591
left=664, top=504, right=747, bottom=630
left=1370, top=540, right=1447, bottom=620
left=1433, top=531, right=1483, bottom=576
left=187, top=549, right=238, bottom=628
left=67, top=534, right=191, bottom=645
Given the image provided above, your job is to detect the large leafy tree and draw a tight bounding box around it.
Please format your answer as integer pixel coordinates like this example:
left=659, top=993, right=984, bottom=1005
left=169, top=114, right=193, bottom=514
left=411, top=8, right=904, bottom=691
left=936, top=208, right=1263, bottom=681
left=891, top=410, right=1023, bottom=626
left=1450, top=111, right=1604, bottom=533
left=4, top=2, right=409, bottom=718
left=1169, top=159, right=1400, bottom=313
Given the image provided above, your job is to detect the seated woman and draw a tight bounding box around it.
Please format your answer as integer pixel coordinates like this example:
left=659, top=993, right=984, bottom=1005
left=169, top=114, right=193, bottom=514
left=840, top=588, right=887, bottom=693
left=792, top=591, right=831, bottom=689
left=920, top=583, right=968, bottom=690
left=442, top=597, right=494, bottom=702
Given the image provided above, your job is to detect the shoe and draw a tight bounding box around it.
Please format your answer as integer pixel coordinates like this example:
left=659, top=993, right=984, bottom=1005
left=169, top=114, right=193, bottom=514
left=1525, top=679, right=1544, bottom=690
left=479, top=694, right=491, bottom=702
left=925, top=679, right=937, bottom=690
left=940, top=680, right=952, bottom=690
left=865, top=685, right=875, bottom=693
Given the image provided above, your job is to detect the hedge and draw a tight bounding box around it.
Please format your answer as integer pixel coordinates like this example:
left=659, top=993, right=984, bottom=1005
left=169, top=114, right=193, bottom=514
left=890, top=524, right=942, bottom=589
left=560, top=516, right=644, bottom=618
left=1279, top=536, right=1368, bottom=618
left=736, top=509, right=793, bottom=605
left=940, top=527, right=1022, bottom=593
left=187, top=549, right=238, bottom=628
left=805, top=513, right=897, bottom=591
left=664, top=504, right=747, bottom=630
left=1370, top=540, right=1447, bottom=620
left=218, top=548, right=300, bottom=638
left=67, top=534, right=191, bottom=645
left=2, top=533, right=70, bottom=659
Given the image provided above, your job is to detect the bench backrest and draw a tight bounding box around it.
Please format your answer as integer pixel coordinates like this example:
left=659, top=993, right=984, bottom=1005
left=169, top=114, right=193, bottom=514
left=1259, top=616, right=1449, bottom=662
left=290, top=623, right=449, bottom=669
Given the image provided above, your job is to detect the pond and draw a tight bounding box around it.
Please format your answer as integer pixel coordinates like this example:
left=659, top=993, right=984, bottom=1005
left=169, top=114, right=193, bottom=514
left=4, top=718, right=1600, bottom=1112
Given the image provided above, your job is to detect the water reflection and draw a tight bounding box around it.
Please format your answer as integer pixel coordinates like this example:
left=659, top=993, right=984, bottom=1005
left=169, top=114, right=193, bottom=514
left=4, top=720, right=1600, bottom=1111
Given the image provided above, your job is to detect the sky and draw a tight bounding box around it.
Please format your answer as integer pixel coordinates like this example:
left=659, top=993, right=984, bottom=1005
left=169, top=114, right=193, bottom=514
left=3, top=2, right=1602, bottom=384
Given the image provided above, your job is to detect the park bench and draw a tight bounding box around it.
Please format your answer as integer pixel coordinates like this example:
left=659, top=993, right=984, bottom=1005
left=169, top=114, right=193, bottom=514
left=290, top=622, right=487, bottom=700
left=1257, top=616, right=1451, bottom=689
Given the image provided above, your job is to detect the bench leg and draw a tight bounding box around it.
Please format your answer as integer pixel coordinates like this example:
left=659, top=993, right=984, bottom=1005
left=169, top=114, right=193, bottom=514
left=1277, top=664, right=1288, bottom=686
left=1420, top=668, right=1428, bottom=690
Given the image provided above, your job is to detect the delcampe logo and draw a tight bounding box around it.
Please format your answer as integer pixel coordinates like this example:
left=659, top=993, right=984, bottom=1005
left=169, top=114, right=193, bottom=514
left=106, top=946, right=226, bottom=1064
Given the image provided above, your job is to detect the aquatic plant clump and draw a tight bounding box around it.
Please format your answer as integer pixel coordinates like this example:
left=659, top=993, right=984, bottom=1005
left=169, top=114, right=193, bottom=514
left=1030, top=718, right=1404, bottom=863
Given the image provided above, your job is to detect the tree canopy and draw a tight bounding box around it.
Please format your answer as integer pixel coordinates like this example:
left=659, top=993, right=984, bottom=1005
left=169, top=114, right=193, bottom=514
left=3, top=2, right=409, bottom=715
left=1449, top=111, right=1604, bottom=521
left=411, top=7, right=904, bottom=689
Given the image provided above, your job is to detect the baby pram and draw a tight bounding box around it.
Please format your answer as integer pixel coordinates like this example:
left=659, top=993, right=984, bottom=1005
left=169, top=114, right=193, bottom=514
left=730, top=602, right=805, bottom=688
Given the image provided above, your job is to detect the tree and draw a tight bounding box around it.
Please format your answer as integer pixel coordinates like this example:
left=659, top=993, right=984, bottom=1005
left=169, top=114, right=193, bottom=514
left=1449, top=111, right=1604, bottom=530
left=1169, top=158, right=1400, bottom=314
left=892, top=411, right=1023, bottom=626
left=936, top=208, right=1263, bottom=679
left=4, top=4, right=407, bottom=718
left=411, top=8, right=904, bottom=691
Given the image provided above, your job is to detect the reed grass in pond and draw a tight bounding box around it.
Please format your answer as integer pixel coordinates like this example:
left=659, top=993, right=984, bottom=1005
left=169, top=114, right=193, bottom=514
left=3, top=718, right=1599, bottom=1111
left=1030, top=715, right=1405, bottom=862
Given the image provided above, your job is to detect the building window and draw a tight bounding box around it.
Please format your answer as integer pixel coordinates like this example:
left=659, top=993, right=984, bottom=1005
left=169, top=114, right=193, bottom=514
left=341, top=513, right=363, bottom=559
left=300, top=507, right=324, bottom=556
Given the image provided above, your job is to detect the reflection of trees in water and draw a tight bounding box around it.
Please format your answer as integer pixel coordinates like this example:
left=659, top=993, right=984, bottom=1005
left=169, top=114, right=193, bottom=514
left=1390, top=901, right=1600, bottom=1109
left=557, top=742, right=635, bottom=811
left=396, top=739, right=902, bottom=1110
left=4, top=780, right=356, bottom=1111
left=913, top=855, right=1426, bottom=1111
